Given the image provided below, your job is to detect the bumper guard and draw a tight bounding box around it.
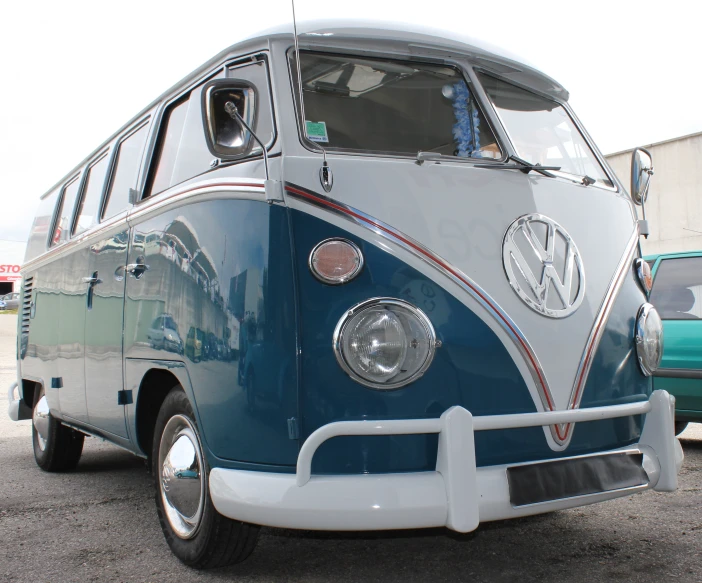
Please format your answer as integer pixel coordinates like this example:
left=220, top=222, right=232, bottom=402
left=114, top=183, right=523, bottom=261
left=210, top=390, right=683, bottom=533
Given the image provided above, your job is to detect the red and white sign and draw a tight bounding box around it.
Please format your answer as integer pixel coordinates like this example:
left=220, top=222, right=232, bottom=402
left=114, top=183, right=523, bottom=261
left=0, top=264, right=21, bottom=282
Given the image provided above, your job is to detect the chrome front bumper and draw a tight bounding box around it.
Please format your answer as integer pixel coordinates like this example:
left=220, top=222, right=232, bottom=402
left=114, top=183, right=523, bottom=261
left=210, top=390, right=684, bottom=532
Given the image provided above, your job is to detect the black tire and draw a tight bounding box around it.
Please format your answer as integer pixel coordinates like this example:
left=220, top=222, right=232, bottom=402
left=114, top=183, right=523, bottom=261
left=152, top=387, right=260, bottom=569
left=32, top=387, right=84, bottom=472
left=675, top=421, right=689, bottom=436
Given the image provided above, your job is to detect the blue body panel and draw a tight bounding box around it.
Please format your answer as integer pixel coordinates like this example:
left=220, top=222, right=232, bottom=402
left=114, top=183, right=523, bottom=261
left=290, top=209, right=650, bottom=473
left=125, top=200, right=299, bottom=467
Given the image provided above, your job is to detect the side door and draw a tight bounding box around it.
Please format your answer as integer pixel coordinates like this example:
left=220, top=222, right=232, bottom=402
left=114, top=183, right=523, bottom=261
left=650, top=254, right=702, bottom=414
left=83, top=121, right=151, bottom=438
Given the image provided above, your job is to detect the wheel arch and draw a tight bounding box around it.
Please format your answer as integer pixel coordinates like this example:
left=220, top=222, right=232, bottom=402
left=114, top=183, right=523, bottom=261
left=127, top=360, right=200, bottom=460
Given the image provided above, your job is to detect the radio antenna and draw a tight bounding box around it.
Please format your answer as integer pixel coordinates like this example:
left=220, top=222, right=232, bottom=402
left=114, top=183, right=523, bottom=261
left=291, top=0, right=331, bottom=191
left=291, top=0, right=307, bottom=144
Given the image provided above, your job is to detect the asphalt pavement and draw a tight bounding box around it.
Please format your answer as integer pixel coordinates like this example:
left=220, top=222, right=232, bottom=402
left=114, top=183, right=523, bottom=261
left=1, top=313, right=701, bottom=583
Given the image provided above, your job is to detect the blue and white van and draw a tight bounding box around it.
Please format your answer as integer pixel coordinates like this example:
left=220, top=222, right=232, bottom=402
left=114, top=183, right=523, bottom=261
left=8, top=23, right=683, bottom=568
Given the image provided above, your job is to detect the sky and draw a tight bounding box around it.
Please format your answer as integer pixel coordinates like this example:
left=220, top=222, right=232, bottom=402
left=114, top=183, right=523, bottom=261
left=1, top=0, right=700, bottom=244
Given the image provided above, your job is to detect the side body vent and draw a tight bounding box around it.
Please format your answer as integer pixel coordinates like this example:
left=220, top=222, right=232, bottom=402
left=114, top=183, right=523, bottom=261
left=20, top=276, right=33, bottom=359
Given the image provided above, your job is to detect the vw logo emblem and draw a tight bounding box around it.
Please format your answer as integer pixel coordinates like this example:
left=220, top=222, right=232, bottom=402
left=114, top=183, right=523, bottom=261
left=503, top=214, right=585, bottom=318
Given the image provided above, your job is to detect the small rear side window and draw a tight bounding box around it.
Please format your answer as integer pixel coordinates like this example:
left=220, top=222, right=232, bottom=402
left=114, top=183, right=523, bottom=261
left=102, top=123, right=150, bottom=220
left=73, top=151, right=110, bottom=236
left=51, top=177, right=82, bottom=247
left=26, top=187, right=60, bottom=260
left=650, top=257, right=702, bottom=319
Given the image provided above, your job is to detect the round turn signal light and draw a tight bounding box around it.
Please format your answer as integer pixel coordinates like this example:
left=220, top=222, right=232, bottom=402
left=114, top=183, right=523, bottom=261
left=309, top=238, right=364, bottom=285
left=635, top=258, right=653, bottom=295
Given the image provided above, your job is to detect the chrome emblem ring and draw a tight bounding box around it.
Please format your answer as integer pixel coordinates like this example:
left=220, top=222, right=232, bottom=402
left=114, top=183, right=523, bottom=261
left=503, top=214, right=585, bottom=318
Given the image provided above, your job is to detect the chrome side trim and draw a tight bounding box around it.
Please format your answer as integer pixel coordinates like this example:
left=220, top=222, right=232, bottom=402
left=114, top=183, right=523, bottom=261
left=127, top=178, right=266, bottom=225
left=284, top=183, right=553, bottom=416
left=21, top=179, right=266, bottom=274
left=557, top=228, right=640, bottom=446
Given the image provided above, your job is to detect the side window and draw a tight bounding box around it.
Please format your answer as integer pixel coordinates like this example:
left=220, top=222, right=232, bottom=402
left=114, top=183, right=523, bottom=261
left=144, top=71, right=225, bottom=199
left=650, top=257, right=702, bottom=320
left=102, top=123, right=150, bottom=220
left=145, top=96, right=192, bottom=197
left=26, top=187, right=60, bottom=261
left=51, top=177, right=82, bottom=247
left=73, top=151, right=110, bottom=236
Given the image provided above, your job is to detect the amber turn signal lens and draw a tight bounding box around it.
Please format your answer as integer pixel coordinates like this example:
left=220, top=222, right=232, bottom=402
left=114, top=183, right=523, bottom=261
left=309, top=239, right=364, bottom=285
left=635, top=258, right=653, bottom=295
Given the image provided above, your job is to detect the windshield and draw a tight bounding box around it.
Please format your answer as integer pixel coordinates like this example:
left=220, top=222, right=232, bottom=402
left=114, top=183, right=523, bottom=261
left=294, top=52, right=502, bottom=159
left=478, top=74, right=612, bottom=187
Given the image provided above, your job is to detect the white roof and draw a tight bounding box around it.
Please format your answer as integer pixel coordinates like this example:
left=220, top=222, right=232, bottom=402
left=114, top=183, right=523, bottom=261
left=250, top=19, right=568, bottom=101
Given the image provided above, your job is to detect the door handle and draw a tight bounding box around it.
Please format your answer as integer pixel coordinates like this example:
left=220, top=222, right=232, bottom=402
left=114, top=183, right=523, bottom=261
left=82, top=273, right=103, bottom=285
left=126, top=256, right=149, bottom=279
left=82, top=271, right=102, bottom=310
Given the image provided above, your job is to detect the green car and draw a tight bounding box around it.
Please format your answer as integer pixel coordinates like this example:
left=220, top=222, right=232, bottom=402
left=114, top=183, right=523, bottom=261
left=646, top=251, right=702, bottom=434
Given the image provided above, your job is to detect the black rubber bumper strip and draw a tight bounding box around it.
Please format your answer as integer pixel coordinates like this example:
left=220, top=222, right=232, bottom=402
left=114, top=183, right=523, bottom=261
left=507, top=452, right=648, bottom=507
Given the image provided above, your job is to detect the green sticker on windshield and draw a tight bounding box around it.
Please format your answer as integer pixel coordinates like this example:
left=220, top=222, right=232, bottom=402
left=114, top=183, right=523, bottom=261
left=305, top=121, right=329, bottom=143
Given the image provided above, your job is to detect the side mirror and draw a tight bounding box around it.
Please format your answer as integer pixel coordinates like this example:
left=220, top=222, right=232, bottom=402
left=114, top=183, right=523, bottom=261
left=630, top=148, right=654, bottom=205
left=201, top=79, right=257, bottom=159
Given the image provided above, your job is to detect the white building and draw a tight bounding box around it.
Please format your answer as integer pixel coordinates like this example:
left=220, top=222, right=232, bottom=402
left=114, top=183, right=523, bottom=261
left=0, top=240, right=25, bottom=294
left=606, top=131, right=702, bottom=256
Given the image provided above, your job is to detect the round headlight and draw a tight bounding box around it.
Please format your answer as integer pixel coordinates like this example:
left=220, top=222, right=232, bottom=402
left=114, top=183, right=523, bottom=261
left=333, top=298, right=437, bottom=390
left=635, top=303, right=663, bottom=376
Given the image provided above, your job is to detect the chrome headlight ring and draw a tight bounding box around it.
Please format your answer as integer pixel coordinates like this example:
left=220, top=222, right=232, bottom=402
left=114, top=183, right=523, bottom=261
left=333, top=297, right=438, bottom=390
left=635, top=302, right=664, bottom=376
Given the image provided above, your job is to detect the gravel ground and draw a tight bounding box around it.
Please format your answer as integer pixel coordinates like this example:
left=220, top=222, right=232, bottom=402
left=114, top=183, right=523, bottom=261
left=1, top=314, right=701, bottom=583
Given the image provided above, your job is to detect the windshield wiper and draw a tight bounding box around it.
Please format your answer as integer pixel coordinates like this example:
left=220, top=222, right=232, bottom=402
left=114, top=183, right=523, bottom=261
left=475, top=155, right=561, bottom=178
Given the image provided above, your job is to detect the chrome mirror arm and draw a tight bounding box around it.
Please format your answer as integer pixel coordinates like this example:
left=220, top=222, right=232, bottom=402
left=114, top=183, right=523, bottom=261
left=224, top=101, right=269, bottom=181
left=224, top=102, right=283, bottom=203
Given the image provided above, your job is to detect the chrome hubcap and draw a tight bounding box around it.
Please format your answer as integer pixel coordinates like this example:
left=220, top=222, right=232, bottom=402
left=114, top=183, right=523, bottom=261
left=159, top=415, right=205, bottom=539
left=33, top=395, right=50, bottom=451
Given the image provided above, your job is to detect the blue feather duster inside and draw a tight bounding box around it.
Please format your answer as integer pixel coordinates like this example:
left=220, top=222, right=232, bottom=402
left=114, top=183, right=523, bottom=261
left=450, top=81, right=482, bottom=157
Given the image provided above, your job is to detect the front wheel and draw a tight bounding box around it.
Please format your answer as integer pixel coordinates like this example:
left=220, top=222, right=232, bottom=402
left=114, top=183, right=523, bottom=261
left=32, top=387, right=84, bottom=471
left=152, top=387, right=260, bottom=569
